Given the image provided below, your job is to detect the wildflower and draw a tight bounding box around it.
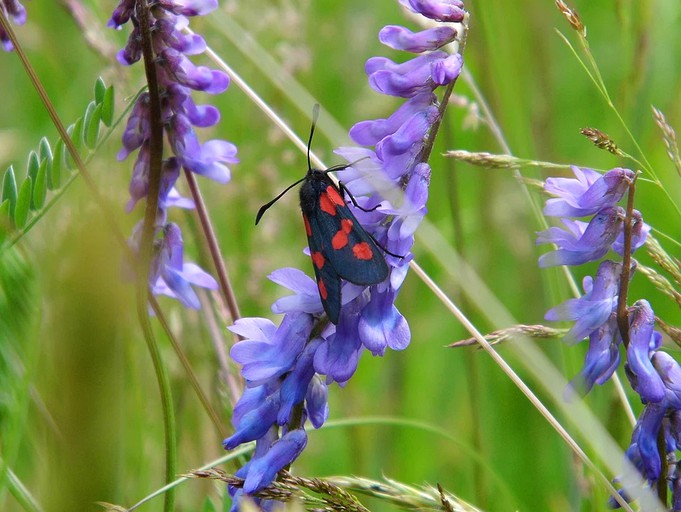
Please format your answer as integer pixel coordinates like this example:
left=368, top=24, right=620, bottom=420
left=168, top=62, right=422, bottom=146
left=224, top=0, right=466, bottom=506
left=566, top=313, right=620, bottom=397
left=537, top=206, right=625, bottom=267
left=0, top=0, right=26, bottom=51
left=110, top=0, right=236, bottom=308
left=545, top=260, right=621, bottom=343
left=148, top=223, right=218, bottom=309
left=543, top=166, right=634, bottom=218
left=612, top=314, right=681, bottom=505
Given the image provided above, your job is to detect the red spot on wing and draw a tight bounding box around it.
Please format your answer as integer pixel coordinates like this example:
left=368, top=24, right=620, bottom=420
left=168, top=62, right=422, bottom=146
left=319, top=185, right=345, bottom=216
left=317, top=278, right=328, bottom=300
left=331, top=219, right=354, bottom=250
left=311, top=251, right=325, bottom=269
left=303, top=214, right=312, bottom=236
left=332, top=231, right=348, bottom=249
left=326, top=186, right=345, bottom=206
left=319, top=194, right=337, bottom=216
left=352, top=241, right=374, bottom=260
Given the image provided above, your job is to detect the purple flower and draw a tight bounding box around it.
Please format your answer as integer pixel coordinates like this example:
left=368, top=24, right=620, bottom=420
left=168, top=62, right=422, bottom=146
left=612, top=209, right=650, bottom=256
left=241, top=429, right=307, bottom=494
left=545, top=260, right=622, bottom=343
left=379, top=25, right=457, bottom=53
left=0, top=0, right=27, bottom=52
left=626, top=300, right=665, bottom=404
left=537, top=206, right=625, bottom=267
left=399, top=0, right=466, bottom=22
left=148, top=223, right=218, bottom=309
left=230, top=313, right=314, bottom=384
left=566, top=313, right=621, bottom=397
left=110, top=0, right=236, bottom=309
left=543, top=167, right=634, bottom=218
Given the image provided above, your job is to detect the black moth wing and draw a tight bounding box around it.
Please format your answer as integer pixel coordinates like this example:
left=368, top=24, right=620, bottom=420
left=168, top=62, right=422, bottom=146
left=302, top=209, right=342, bottom=324
left=301, top=171, right=389, bottom=287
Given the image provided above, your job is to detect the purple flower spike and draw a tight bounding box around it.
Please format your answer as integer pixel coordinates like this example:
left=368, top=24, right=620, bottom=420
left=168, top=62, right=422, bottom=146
left=626, top=300, right=665, bottom=404
left=379, top=25, right=457, bottom=53
left=537, top=206, right=625, bottom=267
left=225, top=0, right=466, bottom=501
left=0, top=0, right=27, bottom=52
left=111, top=0, right=237, bottom=310
left=544, top=167, right=634, bottom=218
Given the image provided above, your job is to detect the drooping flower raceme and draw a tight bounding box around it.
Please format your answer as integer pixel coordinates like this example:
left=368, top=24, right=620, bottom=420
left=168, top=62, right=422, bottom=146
left=0, top=0, right=26, bottom=51
left=224, top=1, right=466, bottom=508
left=537, top=168, right=681, bottom=505
left=109, top=0, right=236, bottom=307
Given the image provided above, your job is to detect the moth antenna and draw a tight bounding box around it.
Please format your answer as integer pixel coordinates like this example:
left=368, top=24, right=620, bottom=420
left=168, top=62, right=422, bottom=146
left=255, top=176, right=307, bottom=225
left=307, top=103, right=320, bottom=172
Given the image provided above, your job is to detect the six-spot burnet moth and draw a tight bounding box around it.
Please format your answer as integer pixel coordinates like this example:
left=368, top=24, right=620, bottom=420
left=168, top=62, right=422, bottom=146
left=255, top=104, right=389, bottom=324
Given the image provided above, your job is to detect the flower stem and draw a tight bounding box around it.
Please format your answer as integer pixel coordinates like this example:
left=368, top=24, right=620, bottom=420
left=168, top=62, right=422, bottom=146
left=135, top=2, right=176, bottom=510
left=616, top=173, right=638, bottom=348
left=183, top=169, right=241, bottom=323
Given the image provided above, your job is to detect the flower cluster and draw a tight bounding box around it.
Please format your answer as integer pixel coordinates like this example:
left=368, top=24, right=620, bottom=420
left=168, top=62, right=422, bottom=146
left=223, top=0, right=465, bottom=509
left=536, top=166, right=681, bottom=505
left=537, top=166, right=648, bottom=393
left=0, top=0, right=26, bottom=51
left=609, top=299, right=681, bottom=509
left=109, top=0, right=237, bottom=306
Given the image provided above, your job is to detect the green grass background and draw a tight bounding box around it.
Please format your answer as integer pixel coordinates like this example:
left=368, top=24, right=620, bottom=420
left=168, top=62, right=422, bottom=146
left=1, top=0, right=680, bottom=511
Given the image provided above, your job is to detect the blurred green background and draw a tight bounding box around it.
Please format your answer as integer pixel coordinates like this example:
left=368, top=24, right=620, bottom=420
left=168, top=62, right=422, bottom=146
left=1, top=0, right=680, bottom=511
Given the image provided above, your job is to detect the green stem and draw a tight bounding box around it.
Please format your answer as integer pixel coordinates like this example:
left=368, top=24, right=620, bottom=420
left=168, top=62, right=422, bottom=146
left=135, top=1, right=176, bottom=510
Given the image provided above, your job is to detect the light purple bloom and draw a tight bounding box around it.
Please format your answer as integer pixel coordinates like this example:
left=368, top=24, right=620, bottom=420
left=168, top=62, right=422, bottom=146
left=626, top=300, right=665, bottom=404
left=242, top=429, right=308, bottom=494
left=230, top=313, right=314, bottom=385
left=612, top=209, right=650, bottom=256
left=399, top=0, right=466, bottom=22
left=537, top=206, right=625, bottom=267
left=543, top=167, right=634, bottom=218
left=565, top=313, right=620, bottom=397
left=545, top=260, right=621, bottom=343
left=149, top=224, right=218, bottom=309
left=379, top=25, right=457, bottom=53
left=0, top=0, right=27, bottom=52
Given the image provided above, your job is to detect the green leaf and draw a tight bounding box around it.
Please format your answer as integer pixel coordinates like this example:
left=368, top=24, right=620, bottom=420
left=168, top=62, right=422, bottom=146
left=2, top=166, right=17, bottom=218
left=26, top=151, right=39, bottom=184
left=33, top=159, right=48, bottom=210
left=51, top=140, right=64, bottom=189
left=14, top=178, right=32, bottom=229
left=85, top=103, right=102, bottom=150
left=0, top=199, right=10, bottom=242
left=65, top=124, right=77, bottom=171
left=101, top=85, right=114, bottom=127
left=72, top=117, right=85, bottom=154
left=94, top=77, right=106, bottom=104
left=39, top=137, right=52, bottom=162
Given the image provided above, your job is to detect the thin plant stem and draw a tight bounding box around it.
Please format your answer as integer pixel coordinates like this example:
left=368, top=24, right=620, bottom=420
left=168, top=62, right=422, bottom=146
left=150, top=296, right=228, bottom=439
left=135, top=1, right=176, bottom=509
left=616, top=174, right=638, bottom=348
left=183, top=169, right=241, bottom=323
